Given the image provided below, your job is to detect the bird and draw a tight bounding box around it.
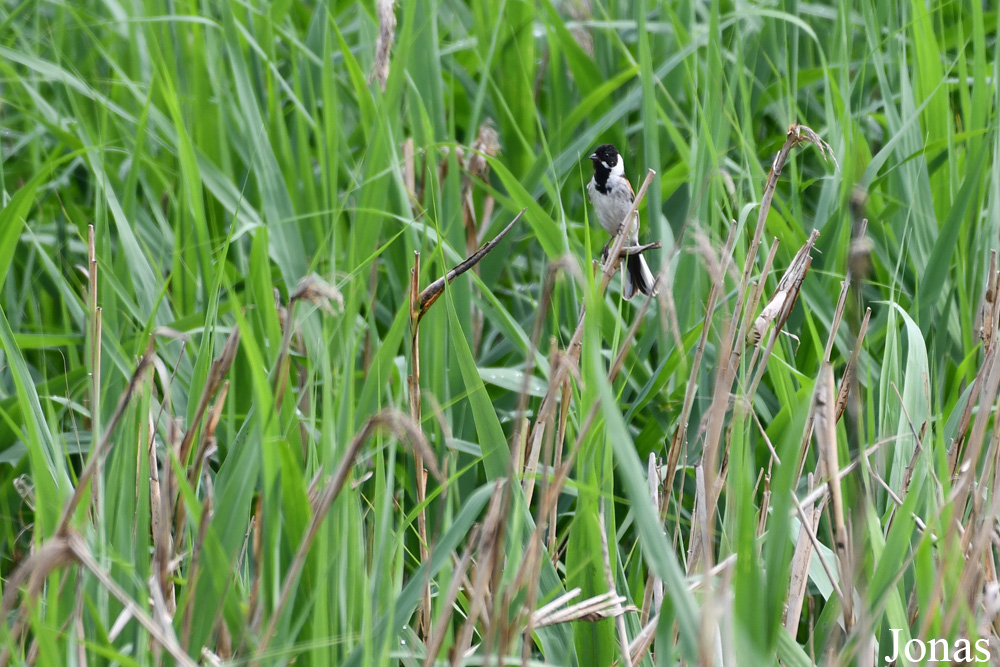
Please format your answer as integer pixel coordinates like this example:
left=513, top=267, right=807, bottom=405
left=587, top=144, right=657, bottom=300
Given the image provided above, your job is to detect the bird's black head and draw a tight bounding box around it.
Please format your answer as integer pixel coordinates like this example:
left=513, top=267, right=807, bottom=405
left=589, top=144, right=621, bottom=193
left=590, top=144, right=620, bottom=170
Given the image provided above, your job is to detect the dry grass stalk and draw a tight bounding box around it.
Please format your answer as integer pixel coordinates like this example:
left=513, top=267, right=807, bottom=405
left=941, top=368, right=1000, bottom=641
left=699, top=126, right=836, bottom=520
left=952, top=254, right=1000, bottom=475
left=785, top=475, right=826, bottom=633
left=599, top=497, right=633, bottom=667
left=687, top=463, right=712, bottom=573
left=158, top=419, right=181, bottom=614
left=512, top=257, right=583, bottom=482
left=756, top=468, right=772, bottom=538
left=743, top=239, right=780, bottom=347
left=247, top=497, right=264, bottom=636
left=531, top=589, right=637, bottom=628
left=815, top=363, right=854, bottom=633
left=88, top=225, right=101, bottom=439
left=744, top=230, right=818, bottom=411
left=656, top=263, right=685, bottom=356
left=59, top=338, right=156, bottom=536
left=513, top=398, right=593, bottom=650
left=0, top=532, right=198, bottom=667
left=640, top=453, right=663, bottom=625
left=0, top=535, right=78, bottom=667
left=548, top=368, right=574, bottom=557
left=791, top=492, right=845, bottom=608
left=148, top=410, right=165, bottom=612
left=255, top=411, right=436, bottom=662
left=720, top=122, right=835, bottom=376
left=454, top=481, right=506, bottom=663
left=626, top=616, right=658, bottom=666
left=173, top=328, right=240, bottom=541
left=406, top=250, right=431, bottom=637
left=74, top=533, right=197, bottom=667
left=617, top=240, right=663, bottom=256
left=521, top=339, right=563, bottom=505
left=180, top=494, right=212, bottom=653
left=570, top=250, right=661, bottom=459
left=191, top=381, right=228, bottom=489
left=423, top=526, right=479, bottom=666
left=835, top=307, right=872, bottom=422
left=463, top=121, right=501, bottom=245
left=824, top=218, right=868, bottom=364
left=667, top=222, right=737, bottom=533
left=791, top=301, right=871, bottom=501
left=370, top=0, right=396, bottom=90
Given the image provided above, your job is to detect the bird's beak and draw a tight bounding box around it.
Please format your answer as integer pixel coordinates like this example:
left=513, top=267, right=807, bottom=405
left=589, top=153, right=597, bottom=160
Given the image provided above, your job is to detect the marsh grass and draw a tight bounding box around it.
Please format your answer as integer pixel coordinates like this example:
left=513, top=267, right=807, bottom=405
left=1, top=0, right=999, bottom=665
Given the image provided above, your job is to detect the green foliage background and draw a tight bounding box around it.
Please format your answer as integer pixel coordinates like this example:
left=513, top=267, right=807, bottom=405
left=0, top=0, right=998, bottom=664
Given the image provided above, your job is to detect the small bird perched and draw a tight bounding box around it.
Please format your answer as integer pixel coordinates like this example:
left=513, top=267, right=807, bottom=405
left=587, top=144, right=657, bottom=299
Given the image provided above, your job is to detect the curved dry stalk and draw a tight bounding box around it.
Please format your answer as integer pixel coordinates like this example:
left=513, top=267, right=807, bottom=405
left=255, top=410, right=438, bottom=662
left=59, top=337, right=156, bottom=536
left=0, top=532, right=198, bottom=667
left=415, top=208, right=525, bottom=321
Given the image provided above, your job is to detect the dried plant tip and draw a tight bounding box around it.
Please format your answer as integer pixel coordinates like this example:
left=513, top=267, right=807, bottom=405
left=465, top=121, right=501, bottom=180
left=290, top=274, right=344, bottom=314
left=748, top=230, right=819, bottom=345
left=371, top=0, right=396, bottom=91
left=789, top=124, right=840, bottom=172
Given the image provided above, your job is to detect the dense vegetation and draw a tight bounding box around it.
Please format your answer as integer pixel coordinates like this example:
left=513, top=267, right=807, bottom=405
left=1, top=0, right=998, bottom=664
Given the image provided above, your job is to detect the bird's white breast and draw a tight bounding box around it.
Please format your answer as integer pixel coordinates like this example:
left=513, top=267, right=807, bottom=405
left=588, top=177, right=640, bottom=241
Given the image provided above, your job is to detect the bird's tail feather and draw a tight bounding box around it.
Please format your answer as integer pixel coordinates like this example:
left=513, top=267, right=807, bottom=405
left=623, top=254, right=657, bottom=300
